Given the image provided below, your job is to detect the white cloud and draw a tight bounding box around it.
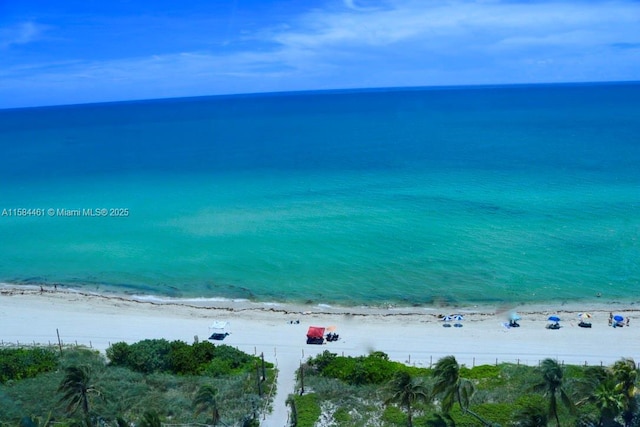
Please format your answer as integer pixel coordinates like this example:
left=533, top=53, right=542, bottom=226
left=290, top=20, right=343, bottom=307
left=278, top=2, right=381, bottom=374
left=1, top=0, right=639, bottom=107
left=273, top=0, right=640, bottom=52
left=342, top=0, right=385, bottom=12
left=0, top=21, right=48, bottom=49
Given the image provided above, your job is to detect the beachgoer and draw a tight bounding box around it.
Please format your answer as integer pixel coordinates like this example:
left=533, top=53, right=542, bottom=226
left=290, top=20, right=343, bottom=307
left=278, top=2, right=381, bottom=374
left=626, top=318, right=630, bottom=327
left=609, top=312, right=613, bottom=326
left=40, top=286, right=43, bottom=293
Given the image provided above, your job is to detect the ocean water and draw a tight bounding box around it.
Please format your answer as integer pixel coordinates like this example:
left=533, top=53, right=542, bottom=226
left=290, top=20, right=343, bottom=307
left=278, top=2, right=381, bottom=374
left=1, top=83, right=639, bottom=307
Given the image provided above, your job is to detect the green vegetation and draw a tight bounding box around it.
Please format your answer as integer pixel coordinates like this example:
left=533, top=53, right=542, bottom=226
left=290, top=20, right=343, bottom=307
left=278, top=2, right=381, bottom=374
left=4, top=344, right=640, bottom=427
left=292, top=351, right=640, bottom=427
left=0, top=348, right=58, bottom=383
left=58, top=365, right=103, bottom=422
left=0, top=343, right=275, bottom=427
left=307, top=350, right=430, bottom=386
left=384, top=371, right=430, bottom=427
left=106, top=339, right=259, bottom=376
left=288, top=393, right=321, bottom=427
left=432, top=355, right=495, bottom=426
left=533, top=358, right=575, bottom=426
left=193, top=384, right=221, bottom=425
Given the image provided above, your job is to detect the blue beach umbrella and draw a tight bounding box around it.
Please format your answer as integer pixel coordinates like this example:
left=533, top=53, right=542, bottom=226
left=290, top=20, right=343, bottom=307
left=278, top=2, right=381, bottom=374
left=442, top=315, right=453, bottom=327
left=548, top=315, right=561, bottom=322
left=452, top=314, right=464, bottom=327
left=614, top=315, right=624, bottom=322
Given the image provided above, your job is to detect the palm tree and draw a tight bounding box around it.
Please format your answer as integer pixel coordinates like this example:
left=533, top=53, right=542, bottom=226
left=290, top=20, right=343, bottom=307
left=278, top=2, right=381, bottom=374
left=58, top=365, right=102, bottom=424
left=514, top=403, right=548, bottom=427
left=194, top=384, right=221, bottom=426
left=533, top=358, right=575, bottom=427
left=591, top=379, right=625, bottom=427
left=384, top=371, right=430, bottom=427
left=576, top=363, right=629, bottom=427
left=431, top=356, right=494, bottom=426
left=612, top=358, right=638, bottom=427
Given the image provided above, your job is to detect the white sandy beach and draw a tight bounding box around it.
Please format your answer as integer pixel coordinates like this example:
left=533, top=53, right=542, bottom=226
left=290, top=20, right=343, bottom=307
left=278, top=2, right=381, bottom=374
left=2, top=285, right=640, bottom=426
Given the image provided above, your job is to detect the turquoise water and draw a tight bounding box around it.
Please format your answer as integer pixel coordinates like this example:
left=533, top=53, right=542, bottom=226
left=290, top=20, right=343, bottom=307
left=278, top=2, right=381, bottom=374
left=1, top=83, right=639, bottom=306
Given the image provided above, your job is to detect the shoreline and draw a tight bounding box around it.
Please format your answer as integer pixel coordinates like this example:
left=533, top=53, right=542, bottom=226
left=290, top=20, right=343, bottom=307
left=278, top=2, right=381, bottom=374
left=3, top=282, right=640, bottom=318
left=8, top=284, right=640, bottom=427
left=3, top=278, right=640, bottom=424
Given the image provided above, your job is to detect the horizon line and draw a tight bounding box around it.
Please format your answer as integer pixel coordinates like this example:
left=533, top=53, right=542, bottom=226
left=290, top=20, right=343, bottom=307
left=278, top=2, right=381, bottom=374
left=3, top=79, right=639, bottom=112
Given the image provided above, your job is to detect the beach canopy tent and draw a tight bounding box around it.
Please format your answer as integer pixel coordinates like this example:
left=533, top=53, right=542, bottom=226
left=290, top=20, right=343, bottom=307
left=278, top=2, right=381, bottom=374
left=210, top=321, right=229, bottom=330
left=306, top=326, right=325, bottom=345
left=209, top=321, right=230, bottom=341
left=307, top=326, right=325, bottom=338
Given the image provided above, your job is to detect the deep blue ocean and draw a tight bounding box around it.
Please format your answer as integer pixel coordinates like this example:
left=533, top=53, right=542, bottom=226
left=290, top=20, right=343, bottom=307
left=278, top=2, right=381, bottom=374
left=1, top=83, right=639, bottom=307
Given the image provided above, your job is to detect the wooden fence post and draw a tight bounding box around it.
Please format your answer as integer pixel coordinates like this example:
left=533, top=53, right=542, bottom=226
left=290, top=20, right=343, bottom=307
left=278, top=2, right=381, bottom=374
left=56, top=329, right=63, bottom=355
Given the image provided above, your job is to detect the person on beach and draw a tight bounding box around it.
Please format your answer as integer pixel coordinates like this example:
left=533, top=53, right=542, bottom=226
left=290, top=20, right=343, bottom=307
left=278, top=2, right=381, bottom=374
left=609, top=312, right=613, bottom=326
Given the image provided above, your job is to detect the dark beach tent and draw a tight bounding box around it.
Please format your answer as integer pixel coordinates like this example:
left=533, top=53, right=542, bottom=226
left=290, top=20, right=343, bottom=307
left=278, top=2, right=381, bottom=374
left=306, top=326, right=325, bottom=344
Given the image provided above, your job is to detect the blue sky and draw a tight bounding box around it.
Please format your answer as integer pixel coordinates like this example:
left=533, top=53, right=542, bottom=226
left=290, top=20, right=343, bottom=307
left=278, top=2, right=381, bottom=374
left=1, top=0, right=639, bottom=108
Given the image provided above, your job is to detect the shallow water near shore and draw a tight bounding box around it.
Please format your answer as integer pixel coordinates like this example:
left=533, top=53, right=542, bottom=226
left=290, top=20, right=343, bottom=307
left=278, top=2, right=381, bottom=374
left=1, top=83, right=639, bottom=308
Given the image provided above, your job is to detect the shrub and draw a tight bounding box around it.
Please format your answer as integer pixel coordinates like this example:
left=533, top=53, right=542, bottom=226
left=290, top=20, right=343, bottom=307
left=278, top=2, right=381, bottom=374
left=381, top=405, right=406, bottom=426
left=0, top=348, right=58, bottom=383
left=211, top=345, right=254, bottom=370
left=308, top=350, right=337, bottom=372
left=106, top=342, right=130, bottom=366
left=333, top=407, right=350, bottom=423
left=460, top=364, right=501, bottom=380
left=107, top=340, right=266, bottom=376
left=168, top=341, right=199, bottom=375
left=292, top=393, right=321, bottom=427
left=309, top=351, right=407, bottom=385
left=0, top=346, right=273, bottom=426
left=203, top=358, right=234, bottom=377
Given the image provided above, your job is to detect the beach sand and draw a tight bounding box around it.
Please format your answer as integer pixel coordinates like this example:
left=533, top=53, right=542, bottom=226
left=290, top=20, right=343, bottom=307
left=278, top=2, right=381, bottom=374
left=2, top=285, right=640, bottom=426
